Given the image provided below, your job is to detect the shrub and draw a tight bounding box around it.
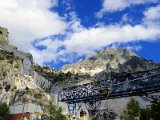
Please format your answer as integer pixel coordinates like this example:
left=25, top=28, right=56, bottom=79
left=150, top=102, right=160, bottom=120
left=34, top=92, right=43, bottom=99
left=139, top=101, right=160, bottom=120
left=140, top=109, right=150, bottom=120
left=0, top=102, right=10, bottom=120
left=50, top=101, right=67, bottom=120
left=11, top=86, right=17, bottom=91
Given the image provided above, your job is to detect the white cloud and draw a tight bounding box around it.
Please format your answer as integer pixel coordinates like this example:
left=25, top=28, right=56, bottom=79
left=30, top=4, right=160, bottom=66
left=0, top=0, right=160, bottom=66
left=67, top=12, right=84, bottom=32
left=65, top=24, right=160, bottom=53
left=96, top=0, right=158, bottom=18
left=0, top=0, right=67, bottom=51
left=31, top=3, right=160, bottom=63
left=144, top=5, right=160, bottom=22
left=110, top=43, right=142, bottom=51
left=32, top=23, right=160, bottom=65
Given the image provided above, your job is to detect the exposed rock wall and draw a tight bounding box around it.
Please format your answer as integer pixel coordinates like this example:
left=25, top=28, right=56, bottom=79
left=0, top=44, right=34, bottom=76
left=62, top=48, right=159, bottom=77
left=33, top=72, right=52, bottom=92
left=0, top=49, right=53, bottom=114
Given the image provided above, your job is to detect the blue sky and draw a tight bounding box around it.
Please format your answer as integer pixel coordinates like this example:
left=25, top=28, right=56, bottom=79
left=0, top=0, right=160, bottom=69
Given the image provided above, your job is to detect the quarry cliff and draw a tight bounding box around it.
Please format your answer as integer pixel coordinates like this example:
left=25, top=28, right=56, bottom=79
left=0, top=27, right=53, bottom=114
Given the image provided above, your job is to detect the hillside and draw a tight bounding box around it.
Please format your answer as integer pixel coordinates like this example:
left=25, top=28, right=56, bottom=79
left=0, top=27, right=54, bottom=115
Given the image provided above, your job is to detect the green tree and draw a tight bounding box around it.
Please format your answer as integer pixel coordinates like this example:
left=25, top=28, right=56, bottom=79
left=0, top=102, right=10, bottom=120
left=50, top=102, right=67, bottom=120
left=150, top=102, right=160, bottom=120
left=140, top=101, right=160, bottom=120
left=125, top=98, right=141, bottom=120
left=140, top=109, right=150, bottom=120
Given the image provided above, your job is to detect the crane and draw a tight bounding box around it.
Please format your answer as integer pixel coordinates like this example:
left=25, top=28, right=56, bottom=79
left=58, top=67, right=160, bottom=120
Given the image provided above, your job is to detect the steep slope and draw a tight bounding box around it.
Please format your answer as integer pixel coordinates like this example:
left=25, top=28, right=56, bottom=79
left=62, top=48, right=159, bottom=77
left=0, top=48, right=53, bottom=113
left=0, top=27, right=54, bottom=114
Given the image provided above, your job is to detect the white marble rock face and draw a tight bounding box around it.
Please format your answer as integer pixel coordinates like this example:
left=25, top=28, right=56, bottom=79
left=0, top=27, right=52, bottom=111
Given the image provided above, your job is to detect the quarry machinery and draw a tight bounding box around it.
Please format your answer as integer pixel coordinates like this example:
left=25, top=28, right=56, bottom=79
left=58, top=67, right=160, bottom=120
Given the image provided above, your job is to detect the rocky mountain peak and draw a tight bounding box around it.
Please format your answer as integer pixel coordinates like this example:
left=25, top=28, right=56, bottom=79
left=61, top=48, right=159, bottom=77
left=88, top=48, right=138, bottom=61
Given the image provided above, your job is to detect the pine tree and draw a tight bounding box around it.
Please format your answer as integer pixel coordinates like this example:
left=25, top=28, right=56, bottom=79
left=49, top=101, right=67, bottom=120
left=150, top=102, right=160, bottom=120
left=125, top=98, right=141, bottom=120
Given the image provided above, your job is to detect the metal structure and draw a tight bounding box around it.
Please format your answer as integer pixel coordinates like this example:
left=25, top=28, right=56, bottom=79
left=58, top=67, right=160, bottom=120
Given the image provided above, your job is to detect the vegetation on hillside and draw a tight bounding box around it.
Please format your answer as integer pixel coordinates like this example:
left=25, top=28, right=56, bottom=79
left=49, top=101, right=67, bottom=120
left=124, top=98, right=141, bottom=120
left=34, top=64, right=57, bottom=79
left=0, top=102, right=10, bottom=120
left=140, top=101, right=160, bottom=120
left=124, top=98, right=160, bottom=120
left=34, top=63, right=91, bottom=83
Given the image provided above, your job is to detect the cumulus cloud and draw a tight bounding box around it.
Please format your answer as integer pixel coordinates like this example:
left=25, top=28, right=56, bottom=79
left=0, top=0, right=67, bottom=51
left=96, top=0, right=158, bottom=18
left=32, top=23, right=160, bottom=65
left=144, top=5, right=160, bottom=23
left=0, top=0, right=160, bottom=67
left=30, top=3, right=160, bottom=66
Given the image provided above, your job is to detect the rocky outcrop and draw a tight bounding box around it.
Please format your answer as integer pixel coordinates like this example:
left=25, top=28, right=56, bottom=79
left=0, top=27, right=9, bottom=44
left=0, top=44, right=33, bottom=75
left=33, top=72, right=53, bottom=92
left=0, top=44, right=54, bottom=90
left=0, top=27, right=54, bottom=114
left=0, top=48, right=53, bottom=114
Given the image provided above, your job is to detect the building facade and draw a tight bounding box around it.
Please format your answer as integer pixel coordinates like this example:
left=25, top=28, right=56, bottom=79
left=9, top=101, right=43, bottom=120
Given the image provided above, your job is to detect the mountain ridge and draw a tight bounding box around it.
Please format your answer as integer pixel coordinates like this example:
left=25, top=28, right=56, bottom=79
left=61, top=48, right=159, bottom=78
